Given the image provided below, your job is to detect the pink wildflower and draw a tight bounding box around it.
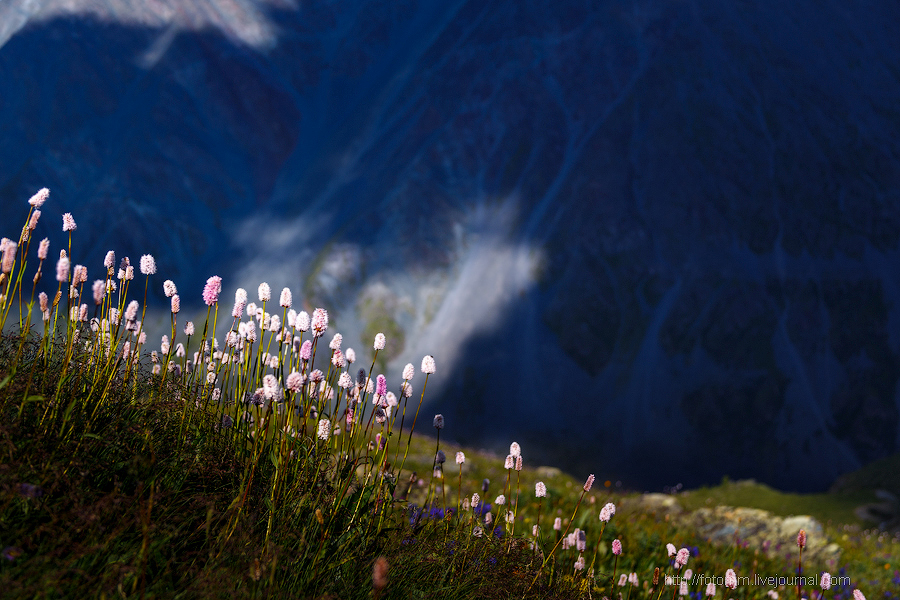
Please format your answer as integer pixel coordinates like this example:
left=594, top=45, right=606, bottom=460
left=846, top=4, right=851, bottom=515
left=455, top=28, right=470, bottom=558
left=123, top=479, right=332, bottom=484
left=139, top=254, right=156, bottom=275
left=92, top=280, right=105, bottom=304
left=797, top=529, right=807, bottom=549
left=456, top=451, right=465, bottom=465
left=724, top=569, right=737, bottom=590
left=504, top=455, right=514, bottom=469
left=202, top=276, right=222, bottom=305
left=676, top=548, right=690, bottom=568
left=72, top=265, right=87, bottom=285
left=338, top=372, right=353, bottom=389
left=821, top=573, right=831, bottom=591
left=184, top=322, right=194, bottom=336
left=402, top=363, right=414, bottom=380
left=553, top=517, right=561, bottom=530
left=1, top=242, right=15, bottom=274
left=279, top=287, right=292, bottom=308
left=345, top=348, right=355, bottom=363
left=706, top=582, right=716, bottom=596
left=374, top=332, right=385, bottom=350
left=163, top=280, right=177, bottom=297
left=104, top=251, right=115, bottom=270
left=28, top=209, right=41, bottom=231
left=38, top=238, right=49, bottom=260
left=55, top=256, right=70, bottom=282
left=376, top=374, right=387, bottom=396
left=421, top=355, right=436, bottom=374
left=28, top=188, right=49, bottom=207
left=612, top=539, right=622, bottom=555
left=667, top=543, right=677, bottom=557
left=311, top=308, right=328, bottom=336
left=515, top=456, right=523, bottom=471
left=286, top=371, right=304, bottom=393
left=317, top=419, right=331, bottom=442
left=372, top=556, right=389, bottom=593
left=331, top=349, right=345, bottom=368
left=330, top=333, right=342, bottom=350
left=62, top=213, right=76, bottom=232
left=583, top=474, right=595, bottom=492
left=535, top=481, right=546, bottom=497
left=433, top=414, right=444, bottom=429
left=125, top=300, right=139, bottom=322
left=296, top=311, right=310, bottom=331
left=599, top=502, right=616, bottom=522
left=299, top=340, right=313, bottom=361
left=853, top=590, right=866, bottom=600
left=171, top=294, right=180, bottom=314
left=258, top=282, right=270, bottom=302
left=510, top=442, right=521, bottom=457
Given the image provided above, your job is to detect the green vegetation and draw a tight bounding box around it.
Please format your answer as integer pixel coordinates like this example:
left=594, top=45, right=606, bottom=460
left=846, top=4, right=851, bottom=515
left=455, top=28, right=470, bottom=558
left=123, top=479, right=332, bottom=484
left=1, top=189, right=899, bottom=599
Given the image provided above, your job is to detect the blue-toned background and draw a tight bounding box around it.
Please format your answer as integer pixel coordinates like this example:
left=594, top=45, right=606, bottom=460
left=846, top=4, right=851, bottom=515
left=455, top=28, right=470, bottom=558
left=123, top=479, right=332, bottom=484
left=2, top=0, right=899, bottom=491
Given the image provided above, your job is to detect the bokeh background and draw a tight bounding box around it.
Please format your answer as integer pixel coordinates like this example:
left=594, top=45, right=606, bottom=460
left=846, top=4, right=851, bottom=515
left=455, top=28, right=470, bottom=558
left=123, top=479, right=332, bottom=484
left=2, top=0, right=899, bottom=492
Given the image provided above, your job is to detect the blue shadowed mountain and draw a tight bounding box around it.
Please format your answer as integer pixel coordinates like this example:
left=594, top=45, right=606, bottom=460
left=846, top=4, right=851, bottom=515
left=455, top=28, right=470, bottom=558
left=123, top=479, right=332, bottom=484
left=2, top=0, right=900, bottom=491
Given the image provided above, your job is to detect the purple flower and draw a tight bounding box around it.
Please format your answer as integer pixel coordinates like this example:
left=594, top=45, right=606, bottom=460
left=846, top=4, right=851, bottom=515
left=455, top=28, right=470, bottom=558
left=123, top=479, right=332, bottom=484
left=376, top=374, right=387, bottom=396
left=2, top=546, right=23, bottom=561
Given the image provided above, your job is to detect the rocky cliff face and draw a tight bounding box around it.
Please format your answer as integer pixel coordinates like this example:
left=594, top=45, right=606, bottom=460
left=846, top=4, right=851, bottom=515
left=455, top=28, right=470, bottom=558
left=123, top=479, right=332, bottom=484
left=2, top=0, right=899, bottom=491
